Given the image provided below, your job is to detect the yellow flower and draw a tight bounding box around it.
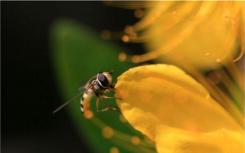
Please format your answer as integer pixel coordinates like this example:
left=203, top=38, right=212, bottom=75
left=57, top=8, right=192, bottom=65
left=104, top=2, right=245, bottom=153
left=115, top=64, right=244, bottom=153
left=120, top=1, right=244, bottom=69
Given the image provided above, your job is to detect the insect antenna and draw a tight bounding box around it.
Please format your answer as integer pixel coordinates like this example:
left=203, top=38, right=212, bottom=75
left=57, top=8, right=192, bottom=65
left=52, top=93, right=81, bottom=114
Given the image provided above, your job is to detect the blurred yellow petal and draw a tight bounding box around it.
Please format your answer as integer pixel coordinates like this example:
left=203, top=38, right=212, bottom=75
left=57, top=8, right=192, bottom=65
left=115, top=64, right=243, bottom=153
left=125, top=2, right=244, bottom=69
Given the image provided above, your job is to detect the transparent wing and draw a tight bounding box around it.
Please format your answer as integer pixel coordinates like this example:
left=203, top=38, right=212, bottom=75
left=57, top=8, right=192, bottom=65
left=80, top=75, right=97, bottom=90
left=52, top=93, right=81, bottom=114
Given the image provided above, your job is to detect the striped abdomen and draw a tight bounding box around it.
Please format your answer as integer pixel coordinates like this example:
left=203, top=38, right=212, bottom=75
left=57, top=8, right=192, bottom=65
left=80, top=93, right=93, bottom=112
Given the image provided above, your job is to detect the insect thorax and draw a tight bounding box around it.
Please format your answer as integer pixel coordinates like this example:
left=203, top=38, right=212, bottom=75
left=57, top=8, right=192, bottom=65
left=85, top=80, right=104, bottom=96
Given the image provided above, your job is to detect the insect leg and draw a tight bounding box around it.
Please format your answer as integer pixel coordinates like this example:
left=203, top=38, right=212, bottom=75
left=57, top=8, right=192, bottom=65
left=96, top=97, right=100, bottom=112
left=101, top=95, right=114, bottom=99
left=100, top=95, right=122, bottom=101
left=99, top=105, right=120, bottom=112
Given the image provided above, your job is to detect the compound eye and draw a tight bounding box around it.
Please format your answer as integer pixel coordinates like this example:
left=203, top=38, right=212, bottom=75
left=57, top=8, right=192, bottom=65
left=98, top=73, right=109, bottom=87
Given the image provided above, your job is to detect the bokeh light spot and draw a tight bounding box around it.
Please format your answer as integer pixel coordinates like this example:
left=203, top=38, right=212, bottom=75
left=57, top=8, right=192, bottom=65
left=121, top=35, right=130, bottom=42
left=131, top=136, right=141, bottom=145
left=84, top=110, right=93, bottom=119
left=118, top=52, right=127, bottom=62
left=103, top=126, right=114, bottom=139
left=110, top=147, right=120, bottom=153
left=134, top=9, right=144, bottom=18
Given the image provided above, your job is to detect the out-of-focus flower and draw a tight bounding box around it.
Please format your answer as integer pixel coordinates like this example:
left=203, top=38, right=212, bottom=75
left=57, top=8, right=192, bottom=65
left=115, top=64, right=244, bottom=153
left=119, top=1, right=244, bottom=70
left=103, top=2, right=245, bottom=153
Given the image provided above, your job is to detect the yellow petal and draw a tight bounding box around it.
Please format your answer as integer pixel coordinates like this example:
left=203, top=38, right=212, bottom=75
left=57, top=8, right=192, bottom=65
left=129, top=2, right=244, bottom=69
left=115, top=64, right=242, bottom=142
left=155, top=126, right=245, bottom=153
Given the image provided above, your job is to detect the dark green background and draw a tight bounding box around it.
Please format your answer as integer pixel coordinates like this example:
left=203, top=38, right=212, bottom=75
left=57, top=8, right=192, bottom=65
left=3, top=2, right=150, bottom=153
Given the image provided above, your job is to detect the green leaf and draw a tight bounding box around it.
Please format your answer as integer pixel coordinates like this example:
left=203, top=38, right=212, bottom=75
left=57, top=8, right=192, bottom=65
left=50, top=19, right=155, bottom=153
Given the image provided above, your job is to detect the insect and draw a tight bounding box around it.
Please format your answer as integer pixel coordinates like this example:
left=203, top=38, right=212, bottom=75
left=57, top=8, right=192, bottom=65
left=53, top=71, right=119, bottom=115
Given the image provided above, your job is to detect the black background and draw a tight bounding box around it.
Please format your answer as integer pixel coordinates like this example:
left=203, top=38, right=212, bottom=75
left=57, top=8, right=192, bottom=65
left=2, top=2, right=141, bottom=153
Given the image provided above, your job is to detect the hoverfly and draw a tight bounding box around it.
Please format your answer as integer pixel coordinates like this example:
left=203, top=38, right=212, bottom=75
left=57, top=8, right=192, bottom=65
left=53, top=71, right=118, bottom=115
